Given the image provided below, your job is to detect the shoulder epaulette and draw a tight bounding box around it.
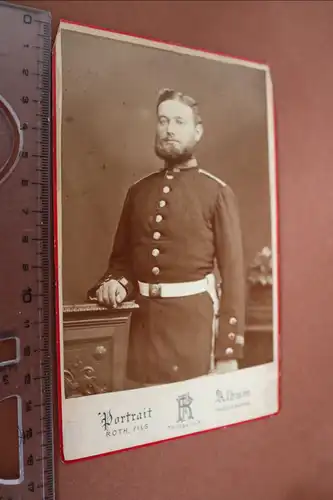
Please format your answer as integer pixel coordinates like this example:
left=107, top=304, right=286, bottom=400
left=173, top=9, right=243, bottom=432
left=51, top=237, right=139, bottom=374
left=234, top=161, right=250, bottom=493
left=132, top=170, right=160, bottom=187
left=198, top=168, right=227, bottom=187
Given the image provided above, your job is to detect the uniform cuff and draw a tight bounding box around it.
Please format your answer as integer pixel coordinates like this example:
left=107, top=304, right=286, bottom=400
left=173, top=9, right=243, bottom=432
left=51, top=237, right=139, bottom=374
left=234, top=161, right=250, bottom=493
left=215, top=314, right=244, bottom=360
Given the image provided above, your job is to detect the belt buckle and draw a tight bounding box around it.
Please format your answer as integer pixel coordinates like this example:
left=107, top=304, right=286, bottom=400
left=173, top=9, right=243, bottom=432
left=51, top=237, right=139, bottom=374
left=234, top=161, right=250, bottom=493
left=149, top=283, right=161, bottom=298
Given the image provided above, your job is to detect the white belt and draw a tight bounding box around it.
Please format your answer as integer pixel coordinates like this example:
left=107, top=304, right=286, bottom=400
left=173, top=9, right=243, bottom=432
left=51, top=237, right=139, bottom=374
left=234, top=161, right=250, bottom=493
left=138, top=273, right=220, bottom=373
left=138, top=273, right=217, bottom=302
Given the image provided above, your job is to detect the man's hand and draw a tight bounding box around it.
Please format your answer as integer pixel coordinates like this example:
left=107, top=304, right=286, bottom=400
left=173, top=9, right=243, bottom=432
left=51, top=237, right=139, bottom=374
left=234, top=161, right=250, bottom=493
left=96, top=279, right=127, bottom=307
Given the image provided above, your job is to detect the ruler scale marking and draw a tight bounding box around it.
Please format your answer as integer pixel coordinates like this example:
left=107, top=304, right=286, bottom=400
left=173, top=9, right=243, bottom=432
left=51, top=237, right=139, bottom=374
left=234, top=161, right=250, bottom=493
left=0, top=2, right=54, bottom=500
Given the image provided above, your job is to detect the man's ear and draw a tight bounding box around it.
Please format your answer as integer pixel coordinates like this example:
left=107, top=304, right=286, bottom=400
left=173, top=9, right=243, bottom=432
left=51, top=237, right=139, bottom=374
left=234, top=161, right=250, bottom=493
left=195, top=123, right=204, bottom=142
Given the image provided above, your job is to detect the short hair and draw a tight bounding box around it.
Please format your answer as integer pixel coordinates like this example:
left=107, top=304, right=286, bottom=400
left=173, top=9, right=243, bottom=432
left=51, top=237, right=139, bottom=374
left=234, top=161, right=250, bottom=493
left=156, top=88, right=202, bottom=124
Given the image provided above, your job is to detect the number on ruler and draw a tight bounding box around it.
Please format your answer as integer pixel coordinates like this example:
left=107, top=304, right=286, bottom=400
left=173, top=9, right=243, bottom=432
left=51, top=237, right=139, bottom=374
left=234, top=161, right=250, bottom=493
left=25, top=400, right=32, bottom=413
left=24, top=428, right=33, bottom=441
left=22, top=287, right=32, bottom=303
left=24, top=345, right=31, bottom=356
left=23, top=14, right=32, bottom=24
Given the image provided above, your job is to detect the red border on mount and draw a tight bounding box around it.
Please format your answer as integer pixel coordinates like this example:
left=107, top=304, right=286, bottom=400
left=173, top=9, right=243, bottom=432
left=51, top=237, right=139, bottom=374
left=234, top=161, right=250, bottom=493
left=52, top=18, right=281, bottom=465
left=52, top=40, right=63, bottom=462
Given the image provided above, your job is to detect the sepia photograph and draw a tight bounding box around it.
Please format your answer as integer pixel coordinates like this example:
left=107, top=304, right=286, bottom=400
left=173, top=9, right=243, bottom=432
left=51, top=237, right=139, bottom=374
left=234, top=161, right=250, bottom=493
left=54, top=20, right=279, bottom=462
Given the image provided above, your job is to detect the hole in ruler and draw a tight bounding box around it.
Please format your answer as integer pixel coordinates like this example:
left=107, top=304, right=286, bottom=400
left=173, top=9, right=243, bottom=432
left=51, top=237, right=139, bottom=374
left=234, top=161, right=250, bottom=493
left=0, top=94, right=22, bottom=186
left=0, top=396, right=24, bottom=484
left=0, top=336, right=19, bottom=366
left=0, top=101, right=15, bottom=167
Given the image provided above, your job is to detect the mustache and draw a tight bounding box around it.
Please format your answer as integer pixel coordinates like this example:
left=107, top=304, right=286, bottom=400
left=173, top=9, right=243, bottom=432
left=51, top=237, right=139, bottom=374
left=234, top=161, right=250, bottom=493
left=162, top=137, right=180, bottom=143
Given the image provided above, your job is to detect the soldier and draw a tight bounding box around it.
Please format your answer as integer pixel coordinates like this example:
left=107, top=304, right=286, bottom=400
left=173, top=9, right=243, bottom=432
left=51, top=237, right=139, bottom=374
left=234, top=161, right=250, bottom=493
left=88, top=88, right=246, bottom=388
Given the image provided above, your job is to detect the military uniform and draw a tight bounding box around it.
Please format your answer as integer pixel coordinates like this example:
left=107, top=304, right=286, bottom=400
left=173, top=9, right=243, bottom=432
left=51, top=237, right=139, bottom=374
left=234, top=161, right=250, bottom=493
left=88, top=157, right=245, bottom=385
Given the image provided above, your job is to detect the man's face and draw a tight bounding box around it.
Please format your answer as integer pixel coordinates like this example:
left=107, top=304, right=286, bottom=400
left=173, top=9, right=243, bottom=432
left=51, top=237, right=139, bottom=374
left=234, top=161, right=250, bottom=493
left=154, top=99, right=203, bottom=163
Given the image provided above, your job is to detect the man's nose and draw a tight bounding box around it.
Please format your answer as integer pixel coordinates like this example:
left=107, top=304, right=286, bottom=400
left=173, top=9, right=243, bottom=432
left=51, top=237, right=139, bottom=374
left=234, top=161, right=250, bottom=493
left=166, top=119, right=177, bottom=133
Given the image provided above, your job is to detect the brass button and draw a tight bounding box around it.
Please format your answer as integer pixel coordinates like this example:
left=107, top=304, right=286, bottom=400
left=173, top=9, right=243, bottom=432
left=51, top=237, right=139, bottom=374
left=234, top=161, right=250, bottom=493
left=229, top=317, right=237, bottom=325
left=228, top=332, right=235, bottom=340
left=156, top=214, right=163, bottom=223
left=152, top=267, right=160, bottom=275
left=152, top=248, right=160, bottom=257
left=225, top=347, right=234, bottom=356
left=153, top=232, right=161, bottom=240
left=166, top=173, right=174, bottom=180
left=163, top=186, right=170, bottom=194
left=159, top=200, right=166, bottom=208
left=172, top=365, right=179, bottom=372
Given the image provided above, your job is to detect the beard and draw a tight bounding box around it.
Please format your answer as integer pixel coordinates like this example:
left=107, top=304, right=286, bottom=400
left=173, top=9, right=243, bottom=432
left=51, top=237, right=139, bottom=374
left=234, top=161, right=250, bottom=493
left=154, top=137, right=195, bottom=165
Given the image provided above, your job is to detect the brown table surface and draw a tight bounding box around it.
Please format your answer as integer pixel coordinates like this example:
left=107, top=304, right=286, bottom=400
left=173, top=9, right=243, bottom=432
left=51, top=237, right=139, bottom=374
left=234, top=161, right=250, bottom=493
left=4, top=1, right=333, bottom=499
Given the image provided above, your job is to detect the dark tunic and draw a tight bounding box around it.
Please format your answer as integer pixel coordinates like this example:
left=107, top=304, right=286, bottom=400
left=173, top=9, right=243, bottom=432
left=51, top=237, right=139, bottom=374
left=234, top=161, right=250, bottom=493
left=88, top=161, right=246, bottom=385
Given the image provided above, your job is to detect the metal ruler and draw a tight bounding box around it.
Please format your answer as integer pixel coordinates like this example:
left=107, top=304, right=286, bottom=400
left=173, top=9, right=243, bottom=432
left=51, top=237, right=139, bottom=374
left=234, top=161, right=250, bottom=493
left=0, top=2, right=54, bottom=500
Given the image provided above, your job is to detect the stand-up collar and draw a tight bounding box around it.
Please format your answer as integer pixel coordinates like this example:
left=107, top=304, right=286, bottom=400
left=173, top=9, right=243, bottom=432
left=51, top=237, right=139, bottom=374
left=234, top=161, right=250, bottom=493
left=162, top=157, right=198, bottom=172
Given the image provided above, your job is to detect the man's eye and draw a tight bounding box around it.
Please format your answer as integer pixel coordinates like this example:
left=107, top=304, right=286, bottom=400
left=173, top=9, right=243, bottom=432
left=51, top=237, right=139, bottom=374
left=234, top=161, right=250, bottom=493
left=176, top=119, right=185, bottom=125
left=159, top=118, right=167, bottom=125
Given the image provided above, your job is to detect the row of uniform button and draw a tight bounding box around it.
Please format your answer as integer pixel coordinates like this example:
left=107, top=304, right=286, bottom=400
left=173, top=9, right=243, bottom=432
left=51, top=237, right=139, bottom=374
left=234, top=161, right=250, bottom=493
left=228, top=318, right=237, bottom=345
left=151, top=177, right=174, bottom=276
left=166, top=171, right=177, bottom=372
left=225, top=315, right=242, bottom=356
left=225, top=317, right=239, bottom=356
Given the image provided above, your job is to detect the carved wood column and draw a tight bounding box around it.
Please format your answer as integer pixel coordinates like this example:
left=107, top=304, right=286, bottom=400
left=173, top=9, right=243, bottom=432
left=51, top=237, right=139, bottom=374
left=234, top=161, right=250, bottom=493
left=63, top=301, right=139, bottom=398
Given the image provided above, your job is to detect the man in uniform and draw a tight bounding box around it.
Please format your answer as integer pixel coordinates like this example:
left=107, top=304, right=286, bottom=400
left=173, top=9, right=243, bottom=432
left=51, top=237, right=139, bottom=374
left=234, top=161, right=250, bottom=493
left=88, top=88, right=246, bottom=388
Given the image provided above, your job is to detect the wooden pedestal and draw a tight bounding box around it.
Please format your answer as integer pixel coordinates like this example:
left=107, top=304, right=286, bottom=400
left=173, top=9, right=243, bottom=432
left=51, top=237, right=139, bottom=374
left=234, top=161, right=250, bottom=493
left=63, top=301, right=138, bottom=399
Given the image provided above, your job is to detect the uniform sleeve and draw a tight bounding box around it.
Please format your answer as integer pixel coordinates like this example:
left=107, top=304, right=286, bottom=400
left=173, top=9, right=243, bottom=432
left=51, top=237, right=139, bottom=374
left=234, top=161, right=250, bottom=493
left=213, top=185, right=246, bottom=361
left=87, top=188, right=137, bottom=300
